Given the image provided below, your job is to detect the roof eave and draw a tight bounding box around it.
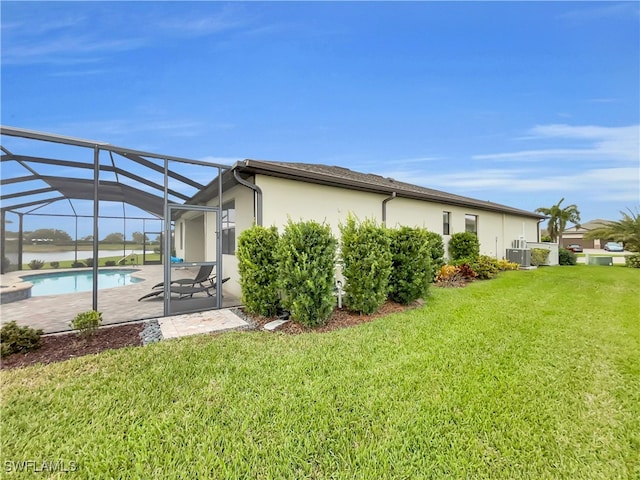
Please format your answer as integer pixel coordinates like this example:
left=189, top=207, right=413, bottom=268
left=239, top=160, right=545, bottom=220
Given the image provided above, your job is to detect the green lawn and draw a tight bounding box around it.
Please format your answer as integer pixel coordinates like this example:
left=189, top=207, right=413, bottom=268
left=22, top=253, right=161, bottom=270
left=1, top=266, right=638, bottom=479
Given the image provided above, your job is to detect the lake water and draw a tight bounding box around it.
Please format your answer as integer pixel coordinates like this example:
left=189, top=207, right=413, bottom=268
left=16, top=250, right=155, bottom=264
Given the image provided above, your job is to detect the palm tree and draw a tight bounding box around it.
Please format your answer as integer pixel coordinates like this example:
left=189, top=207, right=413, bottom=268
left=535, top=198, right=581, bottom=244
left=585, top=209, right=640, bottom=252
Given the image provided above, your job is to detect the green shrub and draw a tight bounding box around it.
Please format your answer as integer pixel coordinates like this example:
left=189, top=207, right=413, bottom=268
left=237, top=225, right=281, bottom=317
left=425, top=231, right=445, bottom=280
left=340, top=215, right=392, bottom=314
left=50, top=261, right=60, bottom=269
left=70, top=310, right=102, bottom=337
left=85, top=258, right=95, bottom=267
left=72, top=261, right=85, bottom=268
left=1, top=321, right=44, bottom=357
left=472, top=255, right=500, bottom=279
left=531, top=248, right=550, bottom=266
left=448, top=232, right=480, bottom=262
left=558, top=248, right=577, bottom=266
left=497, top=259, right=520, bottom=271
left=28, top=259, right=45, bottom=270
left=625, top=253, right=640, bottom=268
left=105, top=260, right=116, bottom=267
left=277, top=220, right=337, bottom=327
left=388, top=227, right=432, bottom=304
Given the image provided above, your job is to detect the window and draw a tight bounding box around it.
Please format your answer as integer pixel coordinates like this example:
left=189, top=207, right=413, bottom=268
left=443, top=211, right=451, bottom=235
left=465, top=214, right=478, bottom=234
left=221, top=200, right=236, bottom=255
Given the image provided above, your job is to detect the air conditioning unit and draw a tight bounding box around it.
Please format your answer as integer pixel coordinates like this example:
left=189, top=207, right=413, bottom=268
left=506, top=248, right=531, bottom=266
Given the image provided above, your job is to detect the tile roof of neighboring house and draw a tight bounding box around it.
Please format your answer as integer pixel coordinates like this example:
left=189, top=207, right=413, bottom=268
left=236, top=160, right=545, bottom=219
left=567, top=219, right=612, bottom=232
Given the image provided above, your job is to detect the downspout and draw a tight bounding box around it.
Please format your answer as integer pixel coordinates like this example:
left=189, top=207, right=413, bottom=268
left=537, top=218, right=544, bottom=243
left=382, top=192, right=397, bottom=225
left=233, top=168, right=263, bottom=226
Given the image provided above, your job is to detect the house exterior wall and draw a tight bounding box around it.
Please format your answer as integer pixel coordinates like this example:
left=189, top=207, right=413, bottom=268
left=257, top=174, right=385, bottom=238
left=205, top=183, right=255, bottom=299
left=385, top=198, right=539, bottom=259
left=200, top=173, right=541, bottom=300
left=175, top=215, right=206, bottom=262
left=255, top=174, right=540, bottom=258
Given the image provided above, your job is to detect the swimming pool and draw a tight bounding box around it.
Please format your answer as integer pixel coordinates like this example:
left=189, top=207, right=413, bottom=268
left=21, top=269, right=144, bottom=296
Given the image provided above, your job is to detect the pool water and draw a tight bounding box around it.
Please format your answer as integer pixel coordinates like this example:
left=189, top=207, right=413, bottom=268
left=22, top=269, right=144, bottom=296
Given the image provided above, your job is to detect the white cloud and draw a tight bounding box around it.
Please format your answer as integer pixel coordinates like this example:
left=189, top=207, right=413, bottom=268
left=473, top=124, right=639, bottom=163
left=52, top=119, right=208, bottom=140
left=155, top=5, right=248, bottom=37
left=385, top=166, right=639, bottom=203
left=557, top=2, right=640, bottom=23
left=2, top=36, right=145, bottom=65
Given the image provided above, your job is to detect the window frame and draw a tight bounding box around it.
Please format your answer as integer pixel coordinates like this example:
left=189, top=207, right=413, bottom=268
left=465, top=214, right=478, bottom=234
left=443, top=211, right=451, bottom=236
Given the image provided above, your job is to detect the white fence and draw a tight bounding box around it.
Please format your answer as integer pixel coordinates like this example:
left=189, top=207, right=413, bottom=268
left=526, top=242, right=559, bottom=266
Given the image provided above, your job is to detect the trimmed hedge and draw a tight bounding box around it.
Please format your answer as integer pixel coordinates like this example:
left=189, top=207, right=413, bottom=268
left=558, top=248, right=577, bottom=265
left=277, top=220, right=337, bottom=327
left=388, top=227, right=432, bottom=304
left=340, top=215, right=392, bottom=315
left=625, top=253, right=640, bottom=268
left=448, top=232, right=480, bottom=262
left=425, top=231, right=445, bottom=279
left=237, top=225, right=281, bottom=317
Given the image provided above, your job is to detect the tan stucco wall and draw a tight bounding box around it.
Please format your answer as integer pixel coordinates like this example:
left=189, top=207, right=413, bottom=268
left=386, top=199, right=539, bottom=258
left=257, top=174, right=386, bottom=238
left=175, top=214, right=206, bottom=262
left=256, top=175, right=540, bottom=258
left=205, top=183, right=255, bottom=299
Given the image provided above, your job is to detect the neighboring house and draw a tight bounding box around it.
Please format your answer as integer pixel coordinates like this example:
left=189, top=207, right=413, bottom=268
left=562, top=219, right=612, bottom=249
left=175, top=160, right=545, bottom=299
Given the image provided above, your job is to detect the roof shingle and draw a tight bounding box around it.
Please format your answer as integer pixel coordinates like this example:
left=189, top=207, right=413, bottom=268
left=239, top=160, right=545, bottom=219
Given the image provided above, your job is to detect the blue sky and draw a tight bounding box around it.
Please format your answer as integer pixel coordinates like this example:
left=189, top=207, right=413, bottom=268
left=1, top=1, right=639, bottom=238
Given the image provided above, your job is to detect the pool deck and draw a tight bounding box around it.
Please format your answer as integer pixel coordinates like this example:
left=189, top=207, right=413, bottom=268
left=0, top=265, right=242, bottom=334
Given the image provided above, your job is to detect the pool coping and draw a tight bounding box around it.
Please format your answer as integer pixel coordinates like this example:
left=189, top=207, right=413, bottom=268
left=0, top=280, right=33, bottom=304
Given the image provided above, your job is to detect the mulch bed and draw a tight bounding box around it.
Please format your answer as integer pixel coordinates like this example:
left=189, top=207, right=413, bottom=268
left=1, top=323, right=144, bottom=371
left=249, top=299, right=422, bottom=335
left=1, top=300, right=421, bottom=370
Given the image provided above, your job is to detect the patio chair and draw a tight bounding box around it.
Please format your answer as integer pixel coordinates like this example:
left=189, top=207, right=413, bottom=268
left=152, top=264, right=214, bottom=289
left=138, top=276, right=230, bottom=301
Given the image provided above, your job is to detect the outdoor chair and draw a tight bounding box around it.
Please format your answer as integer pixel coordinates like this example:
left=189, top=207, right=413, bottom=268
left=138, top=276, right=230, bottom=301
left=152, top=264, right=214, bottom=289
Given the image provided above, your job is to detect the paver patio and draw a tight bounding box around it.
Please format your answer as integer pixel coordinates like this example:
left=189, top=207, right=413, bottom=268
left=0, top=265, right=241, bottom=334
